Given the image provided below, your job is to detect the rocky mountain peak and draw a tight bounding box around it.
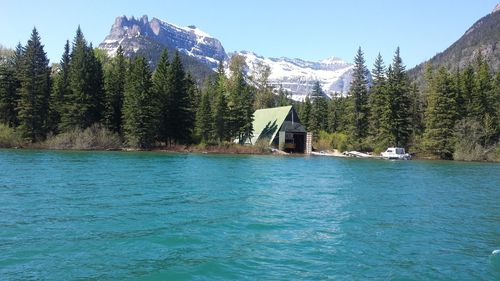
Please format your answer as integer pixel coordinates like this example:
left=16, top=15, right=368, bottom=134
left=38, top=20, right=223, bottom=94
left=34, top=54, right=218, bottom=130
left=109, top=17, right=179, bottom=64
left=99, top=15, right=227, bottom=68
left=493, top=3, right=500, bottom=14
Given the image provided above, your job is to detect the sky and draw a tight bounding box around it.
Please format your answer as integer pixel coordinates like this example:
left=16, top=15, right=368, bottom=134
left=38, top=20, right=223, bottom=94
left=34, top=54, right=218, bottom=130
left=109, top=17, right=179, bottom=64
left=0, top=0, right=498, bottom=68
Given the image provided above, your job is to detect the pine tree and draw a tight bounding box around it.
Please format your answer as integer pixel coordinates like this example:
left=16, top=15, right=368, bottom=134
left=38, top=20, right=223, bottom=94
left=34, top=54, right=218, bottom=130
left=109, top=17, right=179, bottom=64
left=253, top=61, right=275, bottom=109
left=277, top=85, right=291, bottom=106
left=300, top=96, right=312, bottom=131
left=470, top=54, right=491, bottom=119
left=196, top=89, right=213, bottom=142
left=472, top=54, right=497, bottom=145
left=493, top=72, right=500, bottom=138
left=386, top=47, right=411, bottom=147
left=16, top=28, right=51, bottom=142
left=152, top=49, right=171, bottom=144
left=122, top=56, right=158, bottom=148
left=227, top=54, right=254, bottom=143
left=168, top=51, right=193, bottom=144
left=327, top=96, right=339, bottom=133
left=368, top=53, right=386, bottom=143
left=408, top=82, right=424, bottom=139
left=89, top=45, right=105, bottom=123
left=459, top=64, right=475, bottom=119
left=213, top=90, right=229, bottom=143
left=240, top=85, right=255, bottom=144
left=423, top=66, right=457, bottom=159
left=309, top=82, right=328, bottom=135
left=452, top=67, right=464, bottom=120
left=103, top=45, right=126, bottom=133
left=61, top=27, right=104, bottom=130
left=184, top=73, right=198, bottom=142
left=347, top=47, right=369, bottom=148
left=48, top=40, right=71, bottom=133
left=0, top=50, right=19, bottom=127
left=212, top=61, right=229, bottom=143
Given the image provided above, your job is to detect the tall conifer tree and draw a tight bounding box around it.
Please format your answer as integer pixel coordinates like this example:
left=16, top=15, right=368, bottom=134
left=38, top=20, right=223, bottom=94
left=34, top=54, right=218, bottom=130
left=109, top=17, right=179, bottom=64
left=16, top=28, right=51, bottom=141
left=196, top=89, right=213, bottom=142
left=62, top=27, right=104, bottom=130
left=123, top=56, right=158, bottom=148
left=309, top=81, right=328, bottom=135
left=472, top=54, right=497, bottom=144
left=368, top=53, right=387, bottom=146
left=459, top=64, right=475, bottom=119
left=227, top=54, right=254, bottom=143
left=168, top=51, right=192, bottom=144
left=423, top=66, right=457, bottom=159
left=152, top=49, right=171, bottom=143
left=212, top=61, right=229, bottom=143
left=301, top=96, right=312, bottom=131
left=213, top=90, right=229, bottom=143
left=184, top=73, right=198, bottom=140
left=48, top=40, right=71, bottom=133
left=0, top=49, right=19, bottom=127
left=386, top=47, right=411, bottom=147
left=103, top=45, right=126, bottom=133
left=347, top=47, right=369, bottom=148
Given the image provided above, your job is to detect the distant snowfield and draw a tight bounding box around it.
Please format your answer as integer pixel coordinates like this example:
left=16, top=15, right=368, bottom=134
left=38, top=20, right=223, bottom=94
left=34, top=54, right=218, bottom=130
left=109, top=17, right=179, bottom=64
left=235, top=51, right=354, bottom=101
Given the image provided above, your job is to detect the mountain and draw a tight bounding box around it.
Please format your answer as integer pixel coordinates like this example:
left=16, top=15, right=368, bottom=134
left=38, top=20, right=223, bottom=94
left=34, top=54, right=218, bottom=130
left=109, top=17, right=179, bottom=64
left=234, top=51, right=354, bottom=100
left=409, top=4, right=500, bottom=84
left=98, top=15, right=354, bottom=99
left=99, top=15, right=227, bottom=81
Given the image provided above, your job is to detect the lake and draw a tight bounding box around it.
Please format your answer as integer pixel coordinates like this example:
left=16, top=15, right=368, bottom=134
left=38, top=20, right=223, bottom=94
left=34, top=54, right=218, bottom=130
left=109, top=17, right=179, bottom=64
left=0, top=149, right=499, bottom=280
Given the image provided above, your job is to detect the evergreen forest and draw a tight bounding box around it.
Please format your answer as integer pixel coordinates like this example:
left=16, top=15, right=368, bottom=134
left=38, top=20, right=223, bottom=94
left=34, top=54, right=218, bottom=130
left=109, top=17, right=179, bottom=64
left=0, top=27, right=498, bottom=161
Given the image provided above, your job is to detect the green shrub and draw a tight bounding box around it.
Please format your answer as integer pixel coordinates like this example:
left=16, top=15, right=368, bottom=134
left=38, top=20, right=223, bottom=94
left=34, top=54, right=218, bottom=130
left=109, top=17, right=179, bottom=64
left=452, top=118, right=499, bottom=162
left=314, top=131, right=334, bottom=151
left=331, top=132, right=349, bottom=152
left=45, top=124, right=122, bottom=150
left=313, top=131, right=350, bottom=152
left=254, top=138, right=272, bottom=153
left=453, top=141, right=499, bottom=162
left=0, top=123, right=23, bottom=148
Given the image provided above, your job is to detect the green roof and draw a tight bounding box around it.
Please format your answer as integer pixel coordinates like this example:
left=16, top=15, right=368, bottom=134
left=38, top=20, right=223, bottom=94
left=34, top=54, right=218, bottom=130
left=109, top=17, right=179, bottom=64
left=249, top=106, right=292, bottom=145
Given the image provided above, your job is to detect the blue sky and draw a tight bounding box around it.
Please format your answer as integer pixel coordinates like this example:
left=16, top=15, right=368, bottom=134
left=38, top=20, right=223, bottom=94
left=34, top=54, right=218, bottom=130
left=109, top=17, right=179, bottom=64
left=0, top=0, right=497, bottom=68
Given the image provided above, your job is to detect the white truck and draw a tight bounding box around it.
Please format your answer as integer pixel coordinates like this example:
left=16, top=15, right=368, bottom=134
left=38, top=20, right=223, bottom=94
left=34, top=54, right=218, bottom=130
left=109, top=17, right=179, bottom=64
left=380, top=147, right=411, bottom=160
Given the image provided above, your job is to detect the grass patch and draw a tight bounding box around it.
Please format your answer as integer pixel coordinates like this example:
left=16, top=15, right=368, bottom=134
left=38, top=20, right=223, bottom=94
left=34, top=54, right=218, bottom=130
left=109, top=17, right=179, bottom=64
left=156, top=142, right=272, bottom=155
left=44, top=124, right=122, bottom=150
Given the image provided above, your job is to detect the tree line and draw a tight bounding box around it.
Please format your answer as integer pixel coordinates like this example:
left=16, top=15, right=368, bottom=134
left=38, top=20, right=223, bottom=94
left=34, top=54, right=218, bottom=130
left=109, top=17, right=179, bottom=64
left=297, top=47, right=499, bottom=160
left=1, top=27, right=498, bottom=159
left=0, top=27, right=267, bottom=148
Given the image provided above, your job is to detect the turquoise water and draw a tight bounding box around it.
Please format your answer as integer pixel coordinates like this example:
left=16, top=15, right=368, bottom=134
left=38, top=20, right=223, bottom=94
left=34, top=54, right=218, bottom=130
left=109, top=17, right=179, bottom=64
left=0, top=149, right=499, bottom=280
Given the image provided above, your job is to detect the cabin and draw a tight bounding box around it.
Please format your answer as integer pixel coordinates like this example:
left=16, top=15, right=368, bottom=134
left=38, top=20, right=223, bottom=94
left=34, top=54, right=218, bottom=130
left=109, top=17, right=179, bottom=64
left=242, top=106, right=312, bottom=154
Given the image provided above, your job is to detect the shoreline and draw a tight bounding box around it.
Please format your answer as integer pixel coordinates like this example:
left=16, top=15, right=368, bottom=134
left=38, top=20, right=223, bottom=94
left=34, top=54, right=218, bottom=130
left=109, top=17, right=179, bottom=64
left=1, top=145, right=498, bottom=163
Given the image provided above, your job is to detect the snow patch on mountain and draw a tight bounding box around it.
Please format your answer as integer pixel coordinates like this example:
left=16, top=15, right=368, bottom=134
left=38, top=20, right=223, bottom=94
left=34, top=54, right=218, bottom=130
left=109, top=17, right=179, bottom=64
left=235, top=51, right=354, bottom=101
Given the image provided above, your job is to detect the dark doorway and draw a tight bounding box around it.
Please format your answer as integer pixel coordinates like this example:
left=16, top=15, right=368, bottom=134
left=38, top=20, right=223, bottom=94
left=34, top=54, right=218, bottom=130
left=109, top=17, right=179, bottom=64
left=283, top=132, right=305, bottom=153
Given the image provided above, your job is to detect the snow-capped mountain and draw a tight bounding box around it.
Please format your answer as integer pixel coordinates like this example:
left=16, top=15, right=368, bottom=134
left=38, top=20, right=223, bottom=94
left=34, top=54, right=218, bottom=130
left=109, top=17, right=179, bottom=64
left=234, top=51, right=354, bottom=100
left=99, top=15, right=355, bottom=99
left=99, top=15, right=227, bottom=69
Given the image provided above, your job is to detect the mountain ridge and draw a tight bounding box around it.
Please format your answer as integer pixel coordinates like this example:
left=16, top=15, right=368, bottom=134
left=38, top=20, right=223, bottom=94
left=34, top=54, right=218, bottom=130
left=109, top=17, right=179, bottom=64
left=98, top=15, right=354, bottom=100
left=99, top=15, right=227, bottom=68
left=408, top=5, right=500, bottom=84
